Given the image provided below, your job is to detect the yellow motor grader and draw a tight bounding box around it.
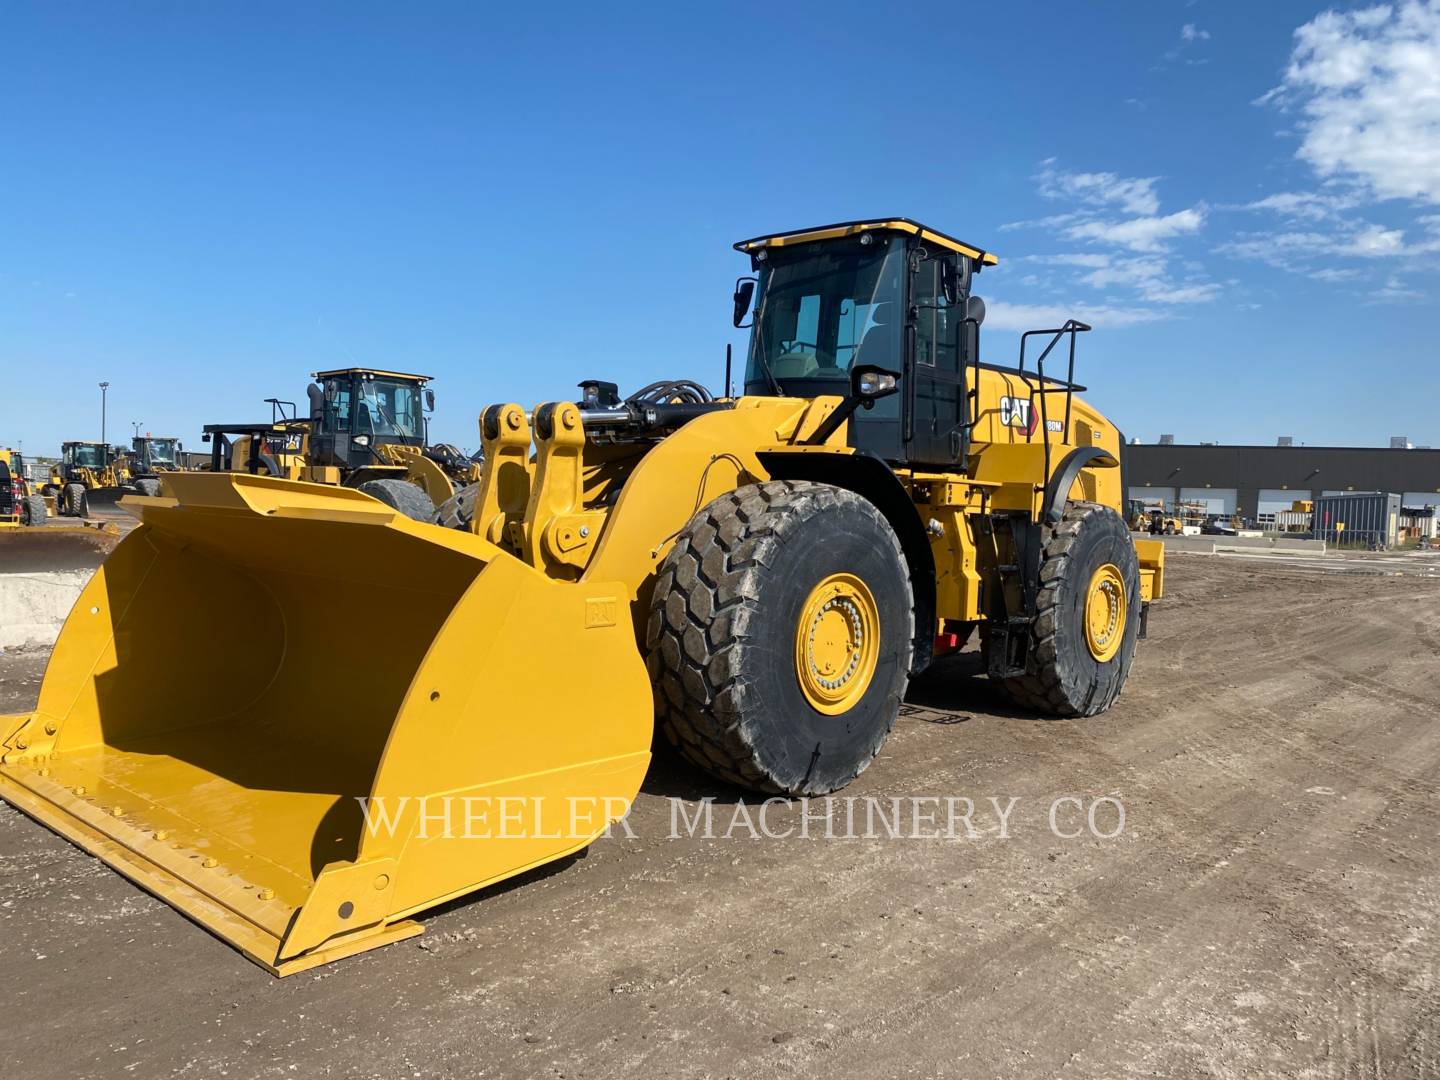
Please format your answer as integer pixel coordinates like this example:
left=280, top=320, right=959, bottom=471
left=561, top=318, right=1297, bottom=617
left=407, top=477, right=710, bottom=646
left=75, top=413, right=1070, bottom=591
left=203, top=369, right=481, bottom=519
left=0, top=219, right=1162, bottom=975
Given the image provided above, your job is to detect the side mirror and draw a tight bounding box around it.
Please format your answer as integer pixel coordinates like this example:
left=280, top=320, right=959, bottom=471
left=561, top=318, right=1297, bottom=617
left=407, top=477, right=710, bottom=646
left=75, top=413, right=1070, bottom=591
left=851, top=364, right=901, bottom=404
left=941, top=260, right=960, bottom=305
left=732, top=277, right=756, bottom=328
left=201, top=433, right=211, bottom=444
left=425, top=389, right=436, bottom=412
left=965, top=294, right=986, bottom=326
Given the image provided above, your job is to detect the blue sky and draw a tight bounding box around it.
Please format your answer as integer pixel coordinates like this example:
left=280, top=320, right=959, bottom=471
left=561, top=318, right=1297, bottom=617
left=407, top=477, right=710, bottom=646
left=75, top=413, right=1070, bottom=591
left=3, top=0, right=1438, bottom=455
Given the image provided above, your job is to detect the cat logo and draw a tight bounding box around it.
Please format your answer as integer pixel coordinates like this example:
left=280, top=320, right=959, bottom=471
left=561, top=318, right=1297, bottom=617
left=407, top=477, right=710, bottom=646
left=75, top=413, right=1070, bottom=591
left=584, top=596, right=619, bottom=628
left=999, top=395, right=1039, bottom=435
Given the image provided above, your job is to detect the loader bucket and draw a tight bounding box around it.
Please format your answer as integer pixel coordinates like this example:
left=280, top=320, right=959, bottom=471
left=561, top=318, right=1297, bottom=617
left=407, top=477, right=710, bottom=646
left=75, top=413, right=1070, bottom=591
left=0, top=472, right=653, bottom=974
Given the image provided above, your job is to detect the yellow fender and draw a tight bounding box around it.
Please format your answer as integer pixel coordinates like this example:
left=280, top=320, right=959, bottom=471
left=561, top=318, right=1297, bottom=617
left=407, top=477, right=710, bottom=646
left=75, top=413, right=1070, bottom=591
left=378, top=443, right=455, bottom=506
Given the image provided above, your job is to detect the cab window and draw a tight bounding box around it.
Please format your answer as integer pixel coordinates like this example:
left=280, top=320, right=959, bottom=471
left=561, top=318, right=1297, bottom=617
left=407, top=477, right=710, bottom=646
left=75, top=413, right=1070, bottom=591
left=913, top=254, right=959, bottom=369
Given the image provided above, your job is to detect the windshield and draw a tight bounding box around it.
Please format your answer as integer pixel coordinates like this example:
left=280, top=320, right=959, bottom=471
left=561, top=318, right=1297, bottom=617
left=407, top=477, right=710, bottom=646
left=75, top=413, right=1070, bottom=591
left=140, top=438, right=177, bottom=466
left=354, top=378, right=425, bottom=439
left=745, top=239, right=906, bottom=395
left=65, top=444, right=105, bottom=468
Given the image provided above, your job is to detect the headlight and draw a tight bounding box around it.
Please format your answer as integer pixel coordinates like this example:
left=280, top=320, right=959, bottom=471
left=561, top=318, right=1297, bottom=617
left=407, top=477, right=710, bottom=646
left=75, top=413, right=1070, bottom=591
left=352, top=435, right=370, bottom=447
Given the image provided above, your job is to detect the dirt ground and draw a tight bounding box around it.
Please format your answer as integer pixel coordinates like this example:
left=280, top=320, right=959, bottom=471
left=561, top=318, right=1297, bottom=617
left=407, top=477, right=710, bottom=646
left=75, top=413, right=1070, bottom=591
left=3, top=554, right=1439, bottom=1079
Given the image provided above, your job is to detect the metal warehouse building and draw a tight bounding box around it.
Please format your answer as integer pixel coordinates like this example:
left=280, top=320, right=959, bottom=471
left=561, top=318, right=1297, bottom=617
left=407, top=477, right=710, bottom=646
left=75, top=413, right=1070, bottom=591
left=1125, top=443, right=1440, bottom=521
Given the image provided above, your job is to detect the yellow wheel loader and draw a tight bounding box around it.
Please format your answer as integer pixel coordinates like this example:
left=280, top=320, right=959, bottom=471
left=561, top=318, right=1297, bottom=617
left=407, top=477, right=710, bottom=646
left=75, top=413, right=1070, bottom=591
left=0, top=448, right=48, bottom=527
left=204, top=370, right=482, bottom=519
left=42, top=441, right=130, bottom=517
left=124, top=435, right=187, bottom=497
left=0, top=218, right=1163, bottom=975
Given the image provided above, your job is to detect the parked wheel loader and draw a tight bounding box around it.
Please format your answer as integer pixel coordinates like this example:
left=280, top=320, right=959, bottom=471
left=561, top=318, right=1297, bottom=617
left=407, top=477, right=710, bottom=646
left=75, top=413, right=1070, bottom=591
left=41, top=441, right=130, bottom=517
left=203, top=369, right=482, bottom=519
left=0, top=218, right=1163, bottom=975
left=124, top=435, right=186, bottom=497
left=0, top=448, right=48, bottom=527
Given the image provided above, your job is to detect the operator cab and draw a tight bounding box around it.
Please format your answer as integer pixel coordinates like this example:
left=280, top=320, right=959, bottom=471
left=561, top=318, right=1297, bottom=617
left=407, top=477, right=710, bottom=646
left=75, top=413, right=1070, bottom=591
left=61, top=441, right=111, bottom=470
left=131, top=436, right=181, bottom=472
left=733, top=219, right=995, bottom=468
left=306, top=368, right=435, bottom=469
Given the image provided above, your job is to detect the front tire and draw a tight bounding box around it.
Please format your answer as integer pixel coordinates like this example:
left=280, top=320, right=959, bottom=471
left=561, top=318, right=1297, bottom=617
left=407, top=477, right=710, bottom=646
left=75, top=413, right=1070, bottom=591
left=63, top=483, right=87, bottom=518
left=999, top=501, right=1141, bottom=717
left=433, top=481, right=479, bottom=531
left=647, top=480, right=914, bottom=796
left=21, top=494, right=46, bottom=526
left=355, top=478, right=436, bottom=522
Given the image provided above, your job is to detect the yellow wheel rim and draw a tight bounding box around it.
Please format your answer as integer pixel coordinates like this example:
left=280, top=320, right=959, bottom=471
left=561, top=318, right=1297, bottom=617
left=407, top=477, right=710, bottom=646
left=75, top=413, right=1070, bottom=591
left=795, top=573, right=880, bottom=714
left=1084, top=563, right=1127, bottom=663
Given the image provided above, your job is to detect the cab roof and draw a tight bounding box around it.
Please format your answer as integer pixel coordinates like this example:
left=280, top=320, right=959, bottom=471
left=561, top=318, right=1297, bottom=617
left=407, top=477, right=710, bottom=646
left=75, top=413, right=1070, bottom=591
left=733, top=218, right=998, bottom=265
left=311, top=368, right=433, bottom=382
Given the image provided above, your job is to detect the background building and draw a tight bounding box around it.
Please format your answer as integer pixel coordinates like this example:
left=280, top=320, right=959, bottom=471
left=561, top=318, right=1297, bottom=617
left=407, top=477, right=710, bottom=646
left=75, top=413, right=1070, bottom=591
left=1125, top=443, right=1440, bottom=524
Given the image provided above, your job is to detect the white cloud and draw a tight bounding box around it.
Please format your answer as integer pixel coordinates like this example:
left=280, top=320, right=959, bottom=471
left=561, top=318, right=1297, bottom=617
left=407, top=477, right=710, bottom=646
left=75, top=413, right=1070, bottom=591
left=1218, top=230, right=1337, bottom=268
left=983, top=300, right=1170, bottom=331
left=1021, top=253, right=1114, bottom=269
left=1035, top=161, right=1161, bottom=215
left=999, top=162, right=1221, bottom=322
left=1351, top=224, right=1408, bottom=256
left=998, top=210, right=1089, bottom=232
left=1219, top=220, right=1440, bottom=272
left=1260, top=1, right=1440, bottom=203
left=1231, top=190, right=1362, bottom=220
left=1309, top=267, right=1365, bottom=283
left=1368, top=275, right=1426, bottom=303
left=1181, top=24, right=1211, bottom=42
left=1065, top=207, right=1207, bottom=252
left=1019, top=252, right=1221, bottom=304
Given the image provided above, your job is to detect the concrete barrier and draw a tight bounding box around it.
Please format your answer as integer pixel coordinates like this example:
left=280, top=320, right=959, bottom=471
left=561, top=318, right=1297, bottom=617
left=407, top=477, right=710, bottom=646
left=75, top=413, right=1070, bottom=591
left=1140, top=533, right=1328, bottom=555
left=0, top=569, right=95, bottom=648
left=0, top=528, right=117, bottom=649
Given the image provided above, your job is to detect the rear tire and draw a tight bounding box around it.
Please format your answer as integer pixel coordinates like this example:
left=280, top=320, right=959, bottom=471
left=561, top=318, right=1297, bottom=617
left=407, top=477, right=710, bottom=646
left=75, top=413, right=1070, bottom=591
left=647, top=480, right=914, bottom=796
left=63, top=483, right=87, bottom=518
left=21, top=494, right=46, bottom=526
left=433, top=482, right=479, bottom=531
left=355, top=478, right=436, bottom=521
left=999, top=501, right=1141, bottom=717
left=134, top=478, right=162, bottom=498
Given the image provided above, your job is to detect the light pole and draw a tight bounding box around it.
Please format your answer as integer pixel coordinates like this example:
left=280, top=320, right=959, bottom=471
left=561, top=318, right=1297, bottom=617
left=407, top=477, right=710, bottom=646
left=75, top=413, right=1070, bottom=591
left=132, top=420, right=142, bottom=440
left=99, top=381, right=110, bottom=444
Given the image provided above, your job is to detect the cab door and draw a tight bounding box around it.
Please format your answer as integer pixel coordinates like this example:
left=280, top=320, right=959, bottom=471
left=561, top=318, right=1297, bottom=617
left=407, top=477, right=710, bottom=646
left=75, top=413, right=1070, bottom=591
left=904, top=249, right=969, bottom=468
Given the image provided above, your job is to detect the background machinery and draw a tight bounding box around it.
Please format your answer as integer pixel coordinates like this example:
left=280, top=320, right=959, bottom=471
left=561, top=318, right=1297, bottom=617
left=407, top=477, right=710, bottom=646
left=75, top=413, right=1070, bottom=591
left=0, top=448, right=47, bottom=527
left=204, top=368, right=481, bottom=519
left=124, top=435, right=186, bottom=497
left=0, top=218, right=1162, bottom=974
left=42, top=441, right=128, bottom=517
